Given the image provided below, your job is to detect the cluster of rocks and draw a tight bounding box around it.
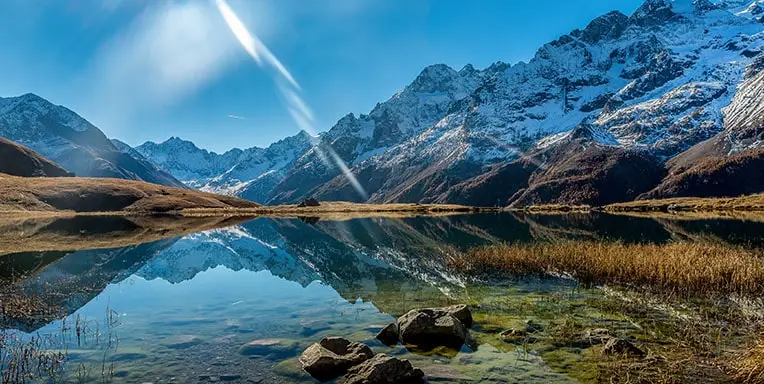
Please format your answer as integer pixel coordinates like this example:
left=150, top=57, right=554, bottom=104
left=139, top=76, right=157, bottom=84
left=298, top=304, right=474, bottom=383
left=375, top=304, right=473, bottom=350
left=299, top=337, right=423, bottom=383
left=567, top=328, right=645, bottom=357
left=499, top=323, right=645, bottom=358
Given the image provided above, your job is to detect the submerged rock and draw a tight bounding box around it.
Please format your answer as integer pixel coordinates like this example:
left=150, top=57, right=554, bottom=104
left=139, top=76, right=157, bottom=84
left=343, top=354, right=425, bottom=384
left=602, top=338, right=645, bottom=357
left=164, top=335, right=204, bottom=349
left=299, top=337, right=374, bottom=381
left=239, top=339, right=299, bottom=359
left=375, top=323, right=399, bottom=346
left=300, top=319, right=332, bottom=336
left=397, top=309, right=468, bottom=349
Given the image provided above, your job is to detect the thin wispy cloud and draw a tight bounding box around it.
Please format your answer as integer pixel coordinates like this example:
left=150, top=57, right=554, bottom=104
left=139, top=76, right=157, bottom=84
left=227, top=114, right=246, bottom=120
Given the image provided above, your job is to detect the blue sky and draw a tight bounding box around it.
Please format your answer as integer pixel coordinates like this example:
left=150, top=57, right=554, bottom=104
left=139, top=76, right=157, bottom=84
left=0, top=0, right=646, bottom=153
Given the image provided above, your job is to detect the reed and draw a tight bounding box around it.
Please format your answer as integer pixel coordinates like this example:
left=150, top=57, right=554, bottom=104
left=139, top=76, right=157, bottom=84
left=451, top=241, right=764, bottom=296
left=734, top=338, right=764, bottom=384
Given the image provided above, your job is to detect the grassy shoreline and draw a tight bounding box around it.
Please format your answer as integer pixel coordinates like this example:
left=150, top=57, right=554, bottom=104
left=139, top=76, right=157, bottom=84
left=451, top=241, right=764, bottom=382
left=451, top=241, right=764, bottom=296
left=506, top=193, right=764, bottom=214
left=0, top=202, right=495, bottom=219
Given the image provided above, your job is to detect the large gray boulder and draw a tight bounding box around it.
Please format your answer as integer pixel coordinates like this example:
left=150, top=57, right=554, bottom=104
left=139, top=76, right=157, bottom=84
left=299, top=337, right=374, bottom=381
left=343, top=354, right=425, bottom=384
left=397, top=309, right=468, bottom=349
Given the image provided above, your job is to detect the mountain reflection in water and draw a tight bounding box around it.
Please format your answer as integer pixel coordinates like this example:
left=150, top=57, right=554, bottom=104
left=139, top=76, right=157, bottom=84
left=2, top=212, right=764, bottom=383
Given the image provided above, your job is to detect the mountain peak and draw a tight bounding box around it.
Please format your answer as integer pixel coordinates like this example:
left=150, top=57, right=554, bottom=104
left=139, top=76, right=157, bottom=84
left=162, top=136, right=197, bottom=147
left=580, top=10, right=629, bottom=43
left=630, top=0, right=718, bottom=26
left=18, top=92, right=46, bottom=102
left=407, top=64, right=459, bottom=93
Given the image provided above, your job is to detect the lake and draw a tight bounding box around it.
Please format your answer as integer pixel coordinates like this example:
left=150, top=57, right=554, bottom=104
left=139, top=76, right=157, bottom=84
left=2, top=212, right=764, bottom=383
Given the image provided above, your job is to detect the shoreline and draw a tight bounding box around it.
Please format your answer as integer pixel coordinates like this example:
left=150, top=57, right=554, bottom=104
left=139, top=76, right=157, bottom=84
left=2, top=193, right=764, bottom=221
left=0, top=202, right=498, bottom=220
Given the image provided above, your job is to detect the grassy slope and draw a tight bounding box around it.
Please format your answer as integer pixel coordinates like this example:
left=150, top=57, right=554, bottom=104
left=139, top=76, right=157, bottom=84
left=0, top=137, right=73, bottom=177
left=0, top=173, right=258, bottom=214
left=605, top=193, right=764, bottom=212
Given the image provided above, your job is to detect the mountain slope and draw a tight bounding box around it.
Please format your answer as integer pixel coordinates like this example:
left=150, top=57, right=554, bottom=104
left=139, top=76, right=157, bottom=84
left=0, top=174, right=258, bottom=213
left=0, top=93, right=186, bottom=188
left=0, top=137, right=73, bottom=177
left=295, top=0, right=763, bottom=205
left=640, top=52, right=764, bottom=198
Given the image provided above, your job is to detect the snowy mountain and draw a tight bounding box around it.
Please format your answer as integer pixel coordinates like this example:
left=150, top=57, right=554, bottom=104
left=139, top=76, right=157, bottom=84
left=0, top=93, right=185, bottom=187
left=135, top=130, right=314, bottom=202
left=274, top=0, right=764, bottom=206
left=135, top=137, right=247, bottom=187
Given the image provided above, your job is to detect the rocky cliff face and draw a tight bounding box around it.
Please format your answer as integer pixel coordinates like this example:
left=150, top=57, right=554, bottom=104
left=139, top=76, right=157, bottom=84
left=0, top=93, right=185, bottom=187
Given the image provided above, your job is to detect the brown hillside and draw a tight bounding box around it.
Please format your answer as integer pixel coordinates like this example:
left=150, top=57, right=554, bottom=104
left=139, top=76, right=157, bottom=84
left=0, top=137, right=73, bottom=177
left=508, top=144, right=665, bottom=207
left=641, top=148, right=764, bottom=199
left=0, top=174, right=259, bottom=213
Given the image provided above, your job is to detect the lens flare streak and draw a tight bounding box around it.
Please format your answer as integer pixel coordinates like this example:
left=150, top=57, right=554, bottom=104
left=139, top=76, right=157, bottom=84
left=214, top=0, right=368, bottom=200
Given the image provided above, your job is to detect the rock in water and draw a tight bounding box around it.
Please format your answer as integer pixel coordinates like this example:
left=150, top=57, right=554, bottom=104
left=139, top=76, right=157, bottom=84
left=299, top=337, right=374, bottom=381
left=397, top=309, right=468, bottom=350
left=443, top=304, right=473, bottom=328
left=602, top=338, right=645, bottom=357
left=375, top=323, right=399, bottom=346
left=238, top=339, right=299, bottom=359
left=343, top=354, right=425, bottom=384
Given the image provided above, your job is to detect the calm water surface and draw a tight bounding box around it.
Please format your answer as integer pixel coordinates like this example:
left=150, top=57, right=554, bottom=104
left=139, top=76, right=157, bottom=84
left=2, top=213, right=764, bottom=383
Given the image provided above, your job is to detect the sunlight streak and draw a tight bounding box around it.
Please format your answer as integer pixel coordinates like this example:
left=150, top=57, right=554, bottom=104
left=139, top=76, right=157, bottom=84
left=214, top=0, right=368, bottom=200
left=214, top=0, right=298, bottom=89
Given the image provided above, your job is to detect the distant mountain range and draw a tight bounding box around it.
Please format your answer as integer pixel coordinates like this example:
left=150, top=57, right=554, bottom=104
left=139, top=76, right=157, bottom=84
left=1, top=0, right=762, bottom=207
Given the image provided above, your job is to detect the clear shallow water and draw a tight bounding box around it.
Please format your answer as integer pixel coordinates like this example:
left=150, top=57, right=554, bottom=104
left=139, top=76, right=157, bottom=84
left=3, top=213, right=764, bottom=383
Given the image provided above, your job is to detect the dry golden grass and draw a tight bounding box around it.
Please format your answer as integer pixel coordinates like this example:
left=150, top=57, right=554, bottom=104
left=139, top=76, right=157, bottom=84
left=452, top=241, right=764, bottom=296
left=733, top=338, right=764, bottom=383
left=606, top=194, right=764, bottom=213
left=0, top=174, right=258, bottom=214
